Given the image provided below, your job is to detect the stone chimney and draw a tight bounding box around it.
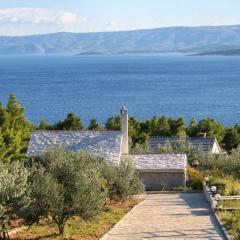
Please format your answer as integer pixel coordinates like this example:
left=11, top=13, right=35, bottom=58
left=199, top=132, right=207, bottom=138
left=120, top=106, right=129, bottom=155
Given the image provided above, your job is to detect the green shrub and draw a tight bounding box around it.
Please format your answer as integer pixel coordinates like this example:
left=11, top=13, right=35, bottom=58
left=106, top=158, right=144, bottom=201
left=209, top=177, right=226, bottom=195
left=187, top=166, right=204, bottom=190
left=209, top=176, right=240, bottom=196
left=219, top=210, right=240, bottom=239
left=229, top=185, right=240, bottom=196
left=201, top=147, right=240, bottom=178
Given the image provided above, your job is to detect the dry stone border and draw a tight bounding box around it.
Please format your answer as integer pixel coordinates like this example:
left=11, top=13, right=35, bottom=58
left=203, top=185, right=233, bottom=240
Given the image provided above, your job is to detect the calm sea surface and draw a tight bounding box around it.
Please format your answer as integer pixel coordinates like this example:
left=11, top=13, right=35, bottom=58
left=0, top=53, right=240, bottom=126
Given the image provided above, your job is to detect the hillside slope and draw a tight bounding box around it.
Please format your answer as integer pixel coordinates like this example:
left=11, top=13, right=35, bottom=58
left=1, top=25, right=240, bottom=54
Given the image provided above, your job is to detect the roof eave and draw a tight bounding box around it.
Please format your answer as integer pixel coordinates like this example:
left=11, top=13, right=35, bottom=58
left=138, top=168, right=185, bottom=172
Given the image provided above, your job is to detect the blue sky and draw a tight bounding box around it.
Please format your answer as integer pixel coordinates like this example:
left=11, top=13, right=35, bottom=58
left=0, top=0, right=240, bottom=35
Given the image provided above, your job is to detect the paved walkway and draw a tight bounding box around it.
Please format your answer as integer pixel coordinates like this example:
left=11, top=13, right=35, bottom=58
left=103, top=193, right=225, bottom=240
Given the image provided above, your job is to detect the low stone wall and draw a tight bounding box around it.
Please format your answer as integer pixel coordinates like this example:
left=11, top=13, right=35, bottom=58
left=203, top=185, right=232, bottom=240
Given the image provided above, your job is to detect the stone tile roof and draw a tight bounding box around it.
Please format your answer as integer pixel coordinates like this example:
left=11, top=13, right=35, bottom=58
left=149, top=136, right=219, bottom=154
left=27, top=131, right=123, bottom=165
left=131, top=154, right=187, bottom=171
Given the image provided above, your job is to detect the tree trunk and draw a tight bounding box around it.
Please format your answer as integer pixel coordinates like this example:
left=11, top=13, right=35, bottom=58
left=0, top=232, right=10, bottom=240
left=1, top=222, right=10, bottom=240
left=57, top=223, right=65, bottom=236
left=3, top=231, right=10, bottom=240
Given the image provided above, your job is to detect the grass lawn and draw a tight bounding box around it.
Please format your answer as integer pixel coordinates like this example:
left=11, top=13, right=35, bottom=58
left=219, top=199, right=240, bottom=209
left=208, top=176, right=240, bottom=196
left=11, top=199, right=140, bottom=240
left=218, top=210, right=240, bottom=240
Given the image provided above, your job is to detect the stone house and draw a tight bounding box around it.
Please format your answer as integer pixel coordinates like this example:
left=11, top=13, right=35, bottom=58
left=27, top=107, right=187, bottom=191
left=149, top=136, right=221, bottom=154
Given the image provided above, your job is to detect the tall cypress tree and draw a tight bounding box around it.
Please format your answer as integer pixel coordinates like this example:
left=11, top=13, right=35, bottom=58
left=39, top=118, right=47, bottom=130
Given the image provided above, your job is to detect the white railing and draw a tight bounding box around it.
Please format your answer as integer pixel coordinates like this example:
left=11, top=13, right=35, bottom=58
left=219, top=196, right=240, bottom=200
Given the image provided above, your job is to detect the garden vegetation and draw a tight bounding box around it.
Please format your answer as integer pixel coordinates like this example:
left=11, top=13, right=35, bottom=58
left=1, top=94, right=240, bottom=163
left=0, top=149, right=144, bottom=239
left=1, top=94, right=240, bottom=239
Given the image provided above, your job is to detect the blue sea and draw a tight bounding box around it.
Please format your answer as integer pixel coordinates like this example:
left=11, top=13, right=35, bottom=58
left=0, top=53, right=240, bottom=126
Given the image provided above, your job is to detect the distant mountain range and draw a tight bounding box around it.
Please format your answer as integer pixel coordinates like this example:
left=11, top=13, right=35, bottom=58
left=1, top=25, right=240, bottom=55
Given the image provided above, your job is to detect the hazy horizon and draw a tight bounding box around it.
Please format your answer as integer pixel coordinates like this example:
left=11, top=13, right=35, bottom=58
left=0, top=0, right=240, bottom=36
left=1, top=23, right=240, bottom=37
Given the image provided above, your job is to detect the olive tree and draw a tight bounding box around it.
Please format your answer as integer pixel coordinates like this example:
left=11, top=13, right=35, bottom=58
left=0, top=162, right=29, bottom=240
left=24, top=149, right=108, bottom=235
left=106, top=158, right=144, bottom=201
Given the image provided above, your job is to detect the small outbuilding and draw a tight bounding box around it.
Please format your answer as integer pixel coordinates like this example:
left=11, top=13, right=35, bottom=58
left=132, top=154, right=187, bottom=191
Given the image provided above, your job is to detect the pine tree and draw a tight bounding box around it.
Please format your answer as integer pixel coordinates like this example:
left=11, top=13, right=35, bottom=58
left=194, top=118, right=225, bottom=142
left=158, top=116, right=170, bottom=136
left=168, top=117, right=186, bottom=137
left=175, top=117, right=186, bottom=137
left=187, top=117, right=197, bottom=136
left=105, top=116, right=121, bottom=130
left=0, top=125, right=6, bottom=161
left=128, top=117, right=148, bottom=145
left=55, top=113, right=84, bottom=130
left=149, top=116, right=159, bottom=136
left=88, top=118, right=103, bottom=130
left=222, top=128, right=240, bottom=152
left=0, top=94, right=32, bottom=162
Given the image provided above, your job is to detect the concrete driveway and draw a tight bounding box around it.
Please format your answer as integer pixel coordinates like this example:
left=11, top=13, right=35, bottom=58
left=102, top=193, right=225, bottom=239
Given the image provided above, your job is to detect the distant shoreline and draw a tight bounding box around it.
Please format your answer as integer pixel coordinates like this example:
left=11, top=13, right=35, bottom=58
left=1, top=51, right=239, bottom=57
left=191, top=50, right=240, bottom=56
left=1, top=25, right=240, bottom=55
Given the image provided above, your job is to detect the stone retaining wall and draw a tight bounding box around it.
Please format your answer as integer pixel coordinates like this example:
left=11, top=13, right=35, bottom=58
left=203, top=185, right=232, bottom=240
